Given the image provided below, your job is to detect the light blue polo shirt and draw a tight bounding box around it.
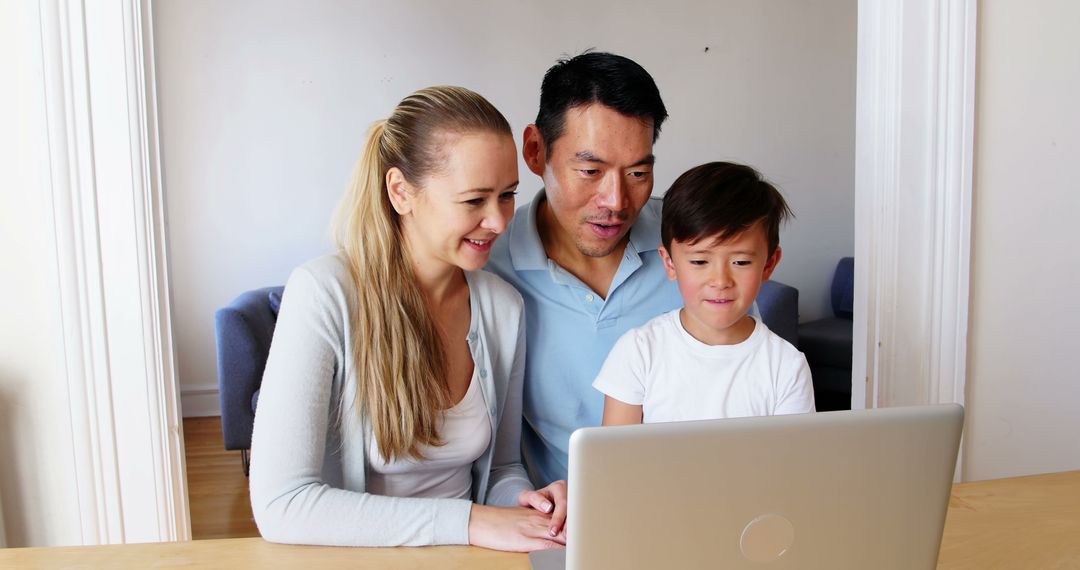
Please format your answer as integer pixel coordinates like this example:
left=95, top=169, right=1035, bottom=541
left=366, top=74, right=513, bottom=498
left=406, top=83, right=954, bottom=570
left=486, top=190, right=683, bottom=486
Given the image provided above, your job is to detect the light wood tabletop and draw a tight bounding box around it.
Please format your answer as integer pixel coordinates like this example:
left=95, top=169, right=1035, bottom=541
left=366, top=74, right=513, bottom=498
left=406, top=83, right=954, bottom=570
left=3, top=470, right=1078, bottom=569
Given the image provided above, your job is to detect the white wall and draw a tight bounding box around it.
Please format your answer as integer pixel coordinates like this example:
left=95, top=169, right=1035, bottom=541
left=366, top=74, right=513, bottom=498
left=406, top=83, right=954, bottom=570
left=0, top=1, right=83, bottom=548
left=152, top=0, right=857, bottom=415
left=965, top=0, right=1080, bottom=481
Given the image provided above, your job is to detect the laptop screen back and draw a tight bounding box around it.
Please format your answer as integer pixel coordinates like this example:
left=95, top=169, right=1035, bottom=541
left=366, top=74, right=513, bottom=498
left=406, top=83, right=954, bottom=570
left=563, top=404, right=963, bottom=570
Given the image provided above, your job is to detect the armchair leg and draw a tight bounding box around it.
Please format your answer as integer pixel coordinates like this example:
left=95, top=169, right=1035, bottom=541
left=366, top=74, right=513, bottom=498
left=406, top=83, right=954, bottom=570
left=242, top=448, right=250, bottom=477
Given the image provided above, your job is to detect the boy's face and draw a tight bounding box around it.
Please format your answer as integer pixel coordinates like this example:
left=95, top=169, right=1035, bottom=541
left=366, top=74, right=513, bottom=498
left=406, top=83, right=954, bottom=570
left=659, top=222, right=782, bottom=345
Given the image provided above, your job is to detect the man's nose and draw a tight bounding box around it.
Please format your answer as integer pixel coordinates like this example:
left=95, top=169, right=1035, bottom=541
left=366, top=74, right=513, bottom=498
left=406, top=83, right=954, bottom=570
left=596, top=174, right=628, bottom=212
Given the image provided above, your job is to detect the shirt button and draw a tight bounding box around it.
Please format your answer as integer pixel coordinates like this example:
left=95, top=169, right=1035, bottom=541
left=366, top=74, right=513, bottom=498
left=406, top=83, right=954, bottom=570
left=467, top=331, right=477, bottom=342
left=479, top=368, right=488, bottom=379
left=585, top=294, right=595, bottom=303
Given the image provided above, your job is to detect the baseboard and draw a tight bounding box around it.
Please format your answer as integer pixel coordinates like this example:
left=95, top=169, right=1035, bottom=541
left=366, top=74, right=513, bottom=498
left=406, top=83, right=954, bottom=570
left=181, top=383, right=221, bottom=418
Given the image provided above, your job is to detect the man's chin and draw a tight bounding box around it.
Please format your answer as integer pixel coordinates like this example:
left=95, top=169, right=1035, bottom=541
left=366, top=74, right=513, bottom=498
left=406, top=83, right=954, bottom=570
left=574, top=235, right=626, bottom=258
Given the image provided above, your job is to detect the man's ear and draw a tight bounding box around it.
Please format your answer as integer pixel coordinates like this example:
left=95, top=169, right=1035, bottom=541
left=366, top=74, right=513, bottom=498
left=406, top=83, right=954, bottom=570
left=762, top=246, right=783, bottom=281
left=385, top=167, right=413, bottom=216
left=522, top=124, right=547, bottom=177
left=658, top=245, right=678, bottom=281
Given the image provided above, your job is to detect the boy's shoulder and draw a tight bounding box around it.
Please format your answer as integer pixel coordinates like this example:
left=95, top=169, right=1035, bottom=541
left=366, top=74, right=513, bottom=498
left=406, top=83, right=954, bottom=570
left=621, top=308, right=682, bottom=345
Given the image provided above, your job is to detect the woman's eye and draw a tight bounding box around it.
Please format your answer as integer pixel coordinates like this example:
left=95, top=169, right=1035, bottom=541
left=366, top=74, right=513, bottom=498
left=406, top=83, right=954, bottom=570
left=464, top=198, right=484, bottom=206
left=498, top=190, right=518, bottom=202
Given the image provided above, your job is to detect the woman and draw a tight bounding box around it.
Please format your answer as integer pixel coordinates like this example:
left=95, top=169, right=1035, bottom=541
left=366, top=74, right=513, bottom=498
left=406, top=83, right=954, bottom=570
left=249, top=86, right=566, bottom=551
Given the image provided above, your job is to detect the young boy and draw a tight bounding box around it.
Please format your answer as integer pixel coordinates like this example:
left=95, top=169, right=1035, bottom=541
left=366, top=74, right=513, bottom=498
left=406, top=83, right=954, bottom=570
left=593, top=162, right=815, bottom=425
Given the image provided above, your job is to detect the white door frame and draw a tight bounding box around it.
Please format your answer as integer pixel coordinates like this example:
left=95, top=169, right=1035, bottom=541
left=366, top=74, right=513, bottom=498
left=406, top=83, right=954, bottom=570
left=852, top=0, right=976, bottom=476
left=43, top=0, right=977, bottom=543
left=39, top=0, right=189, bottom=543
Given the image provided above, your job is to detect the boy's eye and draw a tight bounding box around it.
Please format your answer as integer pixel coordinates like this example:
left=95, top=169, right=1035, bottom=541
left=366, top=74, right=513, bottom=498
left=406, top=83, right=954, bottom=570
left=733, top=260, right=753, bottom=267
left=689, top=259, right=708, bottom=266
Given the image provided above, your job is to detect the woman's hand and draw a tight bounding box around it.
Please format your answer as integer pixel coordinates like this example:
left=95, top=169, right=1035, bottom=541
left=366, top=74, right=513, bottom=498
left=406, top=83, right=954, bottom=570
left=468, top=504, right=565, bottom=552
left=518, top=479, right=568, bottom=538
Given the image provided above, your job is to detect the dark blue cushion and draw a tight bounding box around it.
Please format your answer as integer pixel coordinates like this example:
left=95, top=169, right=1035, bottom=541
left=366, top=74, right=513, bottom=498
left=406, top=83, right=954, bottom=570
left=831, top=257, right=854, bottom=319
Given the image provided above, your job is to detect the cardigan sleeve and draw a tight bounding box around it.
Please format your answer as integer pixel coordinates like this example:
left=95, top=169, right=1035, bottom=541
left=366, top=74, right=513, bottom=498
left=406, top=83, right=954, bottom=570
left=482, top=281, right=534, bottom=506
left=249, top=263, right=472, bottom=546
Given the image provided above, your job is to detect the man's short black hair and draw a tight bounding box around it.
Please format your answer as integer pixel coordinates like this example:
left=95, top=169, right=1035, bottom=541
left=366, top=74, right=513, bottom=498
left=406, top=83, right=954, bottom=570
left=535, top=51, right=668, bottom=152
left=661, top=162, right=793, bottom=256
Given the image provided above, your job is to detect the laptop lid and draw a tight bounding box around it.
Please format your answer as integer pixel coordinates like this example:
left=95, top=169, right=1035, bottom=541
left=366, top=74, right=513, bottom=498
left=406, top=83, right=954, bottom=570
left=561, top=404, right=963, bottom=570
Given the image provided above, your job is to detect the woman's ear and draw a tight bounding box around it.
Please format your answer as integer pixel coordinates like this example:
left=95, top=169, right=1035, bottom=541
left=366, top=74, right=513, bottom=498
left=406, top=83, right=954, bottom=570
left=386, top=167, right=412, bottom=216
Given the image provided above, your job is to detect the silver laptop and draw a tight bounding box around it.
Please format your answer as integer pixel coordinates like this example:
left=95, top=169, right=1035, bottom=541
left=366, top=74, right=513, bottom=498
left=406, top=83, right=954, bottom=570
left=530, top=404, right=963, bottom=570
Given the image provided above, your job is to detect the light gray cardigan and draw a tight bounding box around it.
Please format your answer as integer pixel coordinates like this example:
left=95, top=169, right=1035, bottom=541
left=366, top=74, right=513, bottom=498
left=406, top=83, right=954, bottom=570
left=249, top=253, right=532, bottom=546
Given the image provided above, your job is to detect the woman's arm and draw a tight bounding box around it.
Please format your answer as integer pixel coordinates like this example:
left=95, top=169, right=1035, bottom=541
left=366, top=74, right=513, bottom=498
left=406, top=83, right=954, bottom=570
left=249, top=263, right=471, bottom=547
left=483, top=300, right=533, bottom=506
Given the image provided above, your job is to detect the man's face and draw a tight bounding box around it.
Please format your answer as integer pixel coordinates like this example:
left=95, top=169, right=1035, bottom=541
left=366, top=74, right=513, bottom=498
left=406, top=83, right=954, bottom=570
left=528, top=104, right=655, bottom=258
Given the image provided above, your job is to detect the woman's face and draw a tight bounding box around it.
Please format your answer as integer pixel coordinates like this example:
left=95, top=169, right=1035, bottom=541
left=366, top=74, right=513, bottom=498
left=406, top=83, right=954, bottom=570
left=391, top=131, right=519, bottom=273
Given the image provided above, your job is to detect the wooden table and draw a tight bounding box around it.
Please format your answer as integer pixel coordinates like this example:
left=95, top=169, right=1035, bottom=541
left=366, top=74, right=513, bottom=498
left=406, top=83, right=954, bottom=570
left=3, top=471, right=1078, bottom=569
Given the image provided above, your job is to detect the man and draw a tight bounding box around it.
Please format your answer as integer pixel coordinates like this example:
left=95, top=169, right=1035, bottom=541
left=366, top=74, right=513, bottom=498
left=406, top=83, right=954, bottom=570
left=487, top=52, right=683, bottom=486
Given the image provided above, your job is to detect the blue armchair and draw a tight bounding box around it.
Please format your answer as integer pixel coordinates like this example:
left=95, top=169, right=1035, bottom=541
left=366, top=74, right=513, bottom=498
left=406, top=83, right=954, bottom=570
left=214, top=286, right=284, bottom=475
left=756, top=280, right=799, bottom=347
left=797, top=257, right=854, bottom=412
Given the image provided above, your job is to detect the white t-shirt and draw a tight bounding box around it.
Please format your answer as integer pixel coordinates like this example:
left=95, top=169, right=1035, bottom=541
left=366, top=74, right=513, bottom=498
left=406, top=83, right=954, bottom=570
left=593, top=310, right=815, bottom=423
left=367, top=367, right=492, bottom=500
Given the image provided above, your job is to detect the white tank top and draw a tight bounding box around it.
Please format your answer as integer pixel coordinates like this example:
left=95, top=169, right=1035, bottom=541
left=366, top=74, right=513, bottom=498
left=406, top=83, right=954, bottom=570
left=366, top=368, right=491, bottom=499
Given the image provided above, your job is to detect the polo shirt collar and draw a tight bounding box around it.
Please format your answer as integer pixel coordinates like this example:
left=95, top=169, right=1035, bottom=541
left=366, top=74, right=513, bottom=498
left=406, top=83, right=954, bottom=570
left=508, top=190, right=663, bottom=271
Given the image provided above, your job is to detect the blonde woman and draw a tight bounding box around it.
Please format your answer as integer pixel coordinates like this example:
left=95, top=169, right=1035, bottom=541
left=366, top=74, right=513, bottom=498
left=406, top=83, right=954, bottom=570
left=249, top=86, right=566, bottom=551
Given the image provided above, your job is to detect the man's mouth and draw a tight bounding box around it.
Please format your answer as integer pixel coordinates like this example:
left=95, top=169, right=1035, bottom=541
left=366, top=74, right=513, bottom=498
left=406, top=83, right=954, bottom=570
left=587, top=221, right=623, bottom=239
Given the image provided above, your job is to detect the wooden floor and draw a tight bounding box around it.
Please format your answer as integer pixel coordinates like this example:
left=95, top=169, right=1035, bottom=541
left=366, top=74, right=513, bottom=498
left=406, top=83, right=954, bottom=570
left=183, top=417, right=260, bottom=540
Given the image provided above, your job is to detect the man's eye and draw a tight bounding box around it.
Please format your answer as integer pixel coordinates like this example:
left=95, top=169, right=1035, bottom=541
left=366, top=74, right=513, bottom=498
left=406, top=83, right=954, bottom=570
left=579, top=169, right=600, bottom=177
left=628, top=170, right=650, bottom=179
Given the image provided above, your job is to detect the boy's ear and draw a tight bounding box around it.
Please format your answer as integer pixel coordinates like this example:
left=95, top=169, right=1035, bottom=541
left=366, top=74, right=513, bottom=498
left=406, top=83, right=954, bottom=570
left=522, top=124, right=547, bottom=177
left=762, top=246, right=783, bottom=281
left=386, top=167, right=413, bottom=216
left=658, top=245, right=678, bottom=281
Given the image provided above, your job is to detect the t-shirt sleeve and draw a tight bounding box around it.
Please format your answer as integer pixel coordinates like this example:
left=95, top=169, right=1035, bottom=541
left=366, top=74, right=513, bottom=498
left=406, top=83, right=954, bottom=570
left=775, top=351, right=817, bottom=415
left=592, top=329, right=649, bottom=405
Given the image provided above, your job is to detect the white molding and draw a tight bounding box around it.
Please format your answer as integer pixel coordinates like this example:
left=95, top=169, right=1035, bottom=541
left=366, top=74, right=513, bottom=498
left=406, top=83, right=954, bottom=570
left=181, top=383, right=223, bottom=418
left=853, top=0, right=976, bottom=424
left=39, top=0, right=190, bottom=544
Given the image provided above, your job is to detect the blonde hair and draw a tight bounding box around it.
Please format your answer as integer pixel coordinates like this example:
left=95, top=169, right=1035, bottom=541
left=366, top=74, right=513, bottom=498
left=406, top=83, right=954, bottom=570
left=331, top=86, right=512, bottom=461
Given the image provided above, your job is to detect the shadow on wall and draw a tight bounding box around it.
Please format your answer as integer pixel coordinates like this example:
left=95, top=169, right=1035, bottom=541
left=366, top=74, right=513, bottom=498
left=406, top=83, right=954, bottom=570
left=0, top=379, right=18, bottom=547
